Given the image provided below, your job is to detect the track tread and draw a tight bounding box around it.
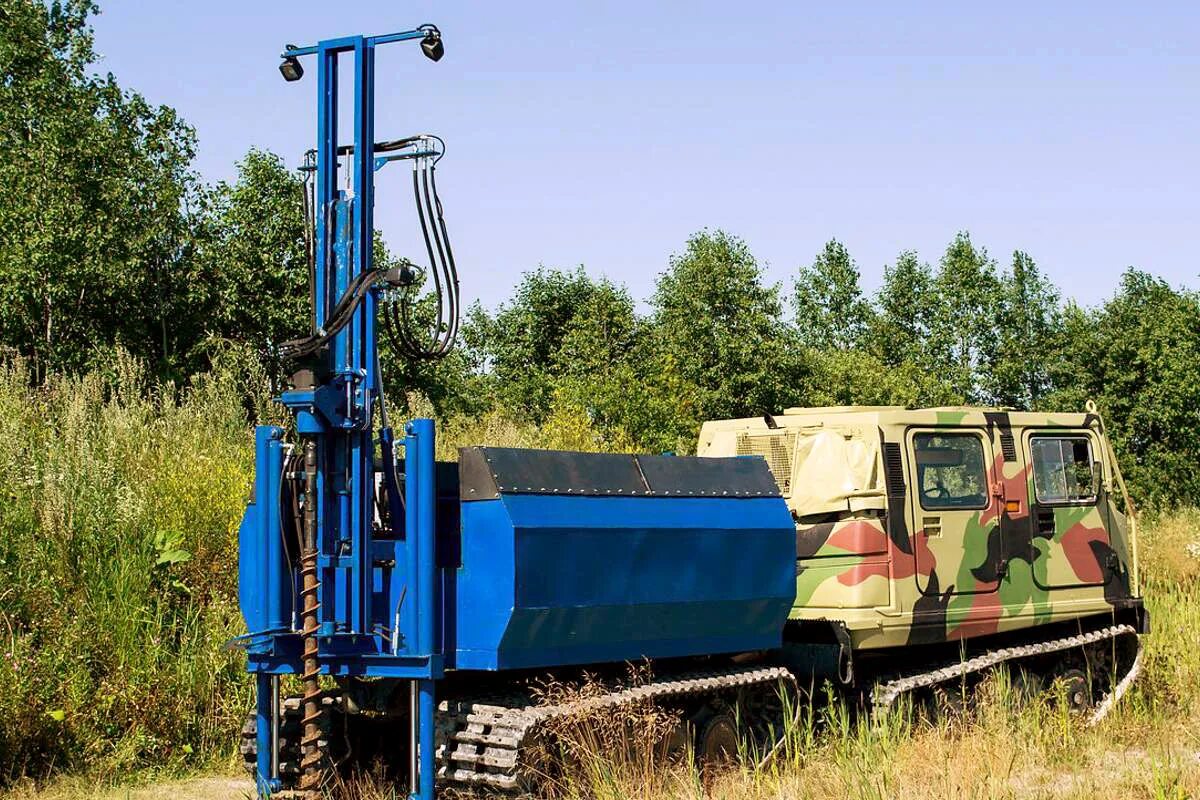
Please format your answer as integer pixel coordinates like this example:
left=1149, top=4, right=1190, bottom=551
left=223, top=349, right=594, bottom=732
left=435, top=664, right=796, bottom=792
left=870, top=623, right=1142, bottom=723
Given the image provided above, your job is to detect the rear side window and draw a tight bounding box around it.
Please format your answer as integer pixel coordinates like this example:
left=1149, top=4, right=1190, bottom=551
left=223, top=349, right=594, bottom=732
left=1031, top=436, right=1095, bottom=504
left=913, top=433, right=988, bottom=510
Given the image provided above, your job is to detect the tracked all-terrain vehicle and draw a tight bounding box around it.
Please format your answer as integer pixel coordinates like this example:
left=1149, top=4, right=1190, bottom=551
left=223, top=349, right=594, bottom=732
left=236, top=25, right=1145, bottom=800
left=698, top=405, right=1146, bottom=718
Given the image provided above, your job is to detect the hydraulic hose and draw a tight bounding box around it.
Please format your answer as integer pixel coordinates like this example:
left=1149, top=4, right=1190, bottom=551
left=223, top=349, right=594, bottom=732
left=279, top=266, right=410, bottom=361
left=381, top=136, right=461, bottom=360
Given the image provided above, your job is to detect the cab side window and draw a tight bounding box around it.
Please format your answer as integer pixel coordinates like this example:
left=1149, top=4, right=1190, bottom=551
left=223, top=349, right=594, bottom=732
left=1031, top=436, right=1095, bottom=504
left=913, top=433, right=987, bottom=510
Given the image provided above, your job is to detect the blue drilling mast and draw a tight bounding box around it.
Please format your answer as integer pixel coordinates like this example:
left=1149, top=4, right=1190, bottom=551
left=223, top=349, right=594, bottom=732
left=237, top=24, right=798, bottom=800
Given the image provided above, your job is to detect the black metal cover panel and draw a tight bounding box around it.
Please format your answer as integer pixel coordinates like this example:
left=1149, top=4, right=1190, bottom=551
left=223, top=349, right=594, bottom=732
left=458, top=447, right=781, bottom=501
left=459, top=447, right=644, bottom=500
left=635, top=453, right=780, bottom=497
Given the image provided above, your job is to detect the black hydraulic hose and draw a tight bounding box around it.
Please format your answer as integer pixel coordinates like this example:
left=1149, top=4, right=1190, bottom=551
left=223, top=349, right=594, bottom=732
left=368, top=133, right=460, bottom=361
left=412, top=162, right=445, bottom=346
left=279, top=267, right=384, bottom=360
left=334, top=136, right=426, bottom=157
left=422, top=162, right=448, bottom=352
left=412, top=159, right=458, bottom=356
left=429, top=165, right=461, bottom=347
left=384, top=159, right=456, bottom=359
left=424, top=163, right=458, bottom=353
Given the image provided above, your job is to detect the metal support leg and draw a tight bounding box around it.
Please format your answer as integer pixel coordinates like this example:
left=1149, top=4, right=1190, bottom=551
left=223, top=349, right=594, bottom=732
left=409, top=680, right=419, bottom=797
left=270, top=674, right=281, bottom=782
left=255, top=672, right=280, bottom=798
left=409, top=678, right=436, bottom=800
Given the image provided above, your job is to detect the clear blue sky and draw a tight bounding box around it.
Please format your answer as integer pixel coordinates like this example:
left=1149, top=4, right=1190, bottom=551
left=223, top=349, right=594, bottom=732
left=89, top=1, right=1198, bottom=311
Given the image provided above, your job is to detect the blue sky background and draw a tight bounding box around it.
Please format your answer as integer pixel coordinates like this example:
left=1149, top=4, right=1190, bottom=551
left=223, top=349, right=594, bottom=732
left=89, top=2, right=1198, bottom=311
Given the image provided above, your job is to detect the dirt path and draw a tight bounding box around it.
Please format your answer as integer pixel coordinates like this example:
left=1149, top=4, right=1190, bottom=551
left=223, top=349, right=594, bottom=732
left=3, top=776, right=254, bottom=800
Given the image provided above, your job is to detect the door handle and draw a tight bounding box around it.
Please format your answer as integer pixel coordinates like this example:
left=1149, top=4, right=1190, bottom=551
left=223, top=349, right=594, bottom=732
left=921, top=516, right=942, bottom=537
left=1036, top=510, right=1055, bottom=535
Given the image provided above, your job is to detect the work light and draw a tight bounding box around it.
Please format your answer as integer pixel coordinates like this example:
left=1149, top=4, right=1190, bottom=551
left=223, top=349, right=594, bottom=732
left=279, top=46, right=304, bottom=82
left=420, top=28, right=444, bottom=62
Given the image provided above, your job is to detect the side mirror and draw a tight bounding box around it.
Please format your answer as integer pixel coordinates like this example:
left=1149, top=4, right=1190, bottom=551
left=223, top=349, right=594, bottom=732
left=1091, top=461, right=1105, bottom=495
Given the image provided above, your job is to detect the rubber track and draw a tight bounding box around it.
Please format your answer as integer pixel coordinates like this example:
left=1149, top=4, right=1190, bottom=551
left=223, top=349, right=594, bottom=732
left=435, top=664, right=797, bottom=792
left=869, top=623, right=1142, bottom=722
left=241, top=694, right=341, bottom=785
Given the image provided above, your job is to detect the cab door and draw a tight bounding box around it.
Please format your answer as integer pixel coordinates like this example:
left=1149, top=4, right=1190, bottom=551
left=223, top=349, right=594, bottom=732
left=1026, top=431, right=1112, bottom=589
left=907, top=429, right=1004, bottom=596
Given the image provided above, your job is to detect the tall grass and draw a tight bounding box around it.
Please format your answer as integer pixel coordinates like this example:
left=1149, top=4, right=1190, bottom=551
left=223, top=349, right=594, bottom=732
left=0, top=356, right=618, bottom=788
left=530, top=509, right=1200, bottom=800
left=0, top=353, right=264, bottom=782
left=0, top=354, right=1197, bottom=800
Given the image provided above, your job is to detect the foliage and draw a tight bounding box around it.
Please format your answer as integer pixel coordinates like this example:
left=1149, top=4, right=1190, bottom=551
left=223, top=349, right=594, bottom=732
left=0, top=0, right=200, bottom=380
left=989, top=251, right=1062, bottom=409
left=191, top=149, right=308, bottom=378
left=803, top=348, right=954, bottom=409
left=649, top=230, right=806, bottom=440
left=793, top=239, right=874, bottom=351
left=468, top=267, right=634, bottom=421
left=871, top=250, right=938, bottom=373
left=1045, top=271, right=1200, bottom=508
left=2, top=3, right=1199, bottom=796
left=927, top=232, right=1002, bottom=404
left=3, top=1, right=1196, bottom=505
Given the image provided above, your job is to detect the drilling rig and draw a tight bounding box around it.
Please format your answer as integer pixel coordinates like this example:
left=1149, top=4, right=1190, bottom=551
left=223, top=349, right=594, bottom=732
left=237, top=24, right=1146, bottom=800
left=237, top=25, right=798, bottom=799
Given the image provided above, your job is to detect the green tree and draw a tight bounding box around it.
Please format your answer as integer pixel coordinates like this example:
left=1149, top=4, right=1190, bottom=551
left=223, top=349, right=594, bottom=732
left=1043, top=300, right=1095, bottom=407
left=871, top=250, right=936, bottom=367
left=792, top=239, right=873, bottom=350
left=0, top=0, right=199, bottom=379
left=1046, top=270, right=1200, bottom=506
left=547, top=286, right=653, bottom=448
left=649, top=230, right=805, bottom=441
left=192, top=150, right=308, bottom=371
left=803, top=349, right=950, bottom=408
left=470, top=267, right=631, bottom=421
left=927, top=232, right=1000, bottom=403
left=988, top=251, right=1062, bottom=409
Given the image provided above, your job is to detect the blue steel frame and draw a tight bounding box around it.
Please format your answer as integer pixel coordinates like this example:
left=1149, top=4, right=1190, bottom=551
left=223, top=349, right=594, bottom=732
left=247, top=29, right=443, bottom=800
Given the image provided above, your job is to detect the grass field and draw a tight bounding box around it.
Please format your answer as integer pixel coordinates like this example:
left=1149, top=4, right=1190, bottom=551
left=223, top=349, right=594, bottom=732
left=0, top=358, right=1196, bottom=799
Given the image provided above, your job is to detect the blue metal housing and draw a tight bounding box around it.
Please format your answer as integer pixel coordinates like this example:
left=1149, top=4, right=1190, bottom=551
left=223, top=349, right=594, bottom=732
left=238, top=450, right=797, bottom=672
left=454, top=494, right=796, bottom=670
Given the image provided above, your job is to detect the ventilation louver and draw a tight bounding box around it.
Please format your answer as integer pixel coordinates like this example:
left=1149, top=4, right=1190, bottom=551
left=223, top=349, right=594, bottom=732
left=883, top=442, right=906, bottom=497
left=736, top=432, right=796, bottom=496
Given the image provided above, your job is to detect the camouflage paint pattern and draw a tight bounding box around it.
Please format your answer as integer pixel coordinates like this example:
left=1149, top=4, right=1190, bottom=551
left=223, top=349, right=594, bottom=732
left=697, top=406, right=1141, bottom=651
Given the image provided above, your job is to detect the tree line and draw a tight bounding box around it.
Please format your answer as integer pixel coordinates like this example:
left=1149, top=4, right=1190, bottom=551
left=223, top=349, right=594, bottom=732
left=2, top=2, right=1198, bottom=507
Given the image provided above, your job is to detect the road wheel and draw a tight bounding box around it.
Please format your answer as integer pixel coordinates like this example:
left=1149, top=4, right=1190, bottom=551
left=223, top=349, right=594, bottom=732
left=695, top=712, right=739, bottom=776
left=1055, top=668, right=1092, bottom=713
left=929, top=682, right=969, bottom=721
